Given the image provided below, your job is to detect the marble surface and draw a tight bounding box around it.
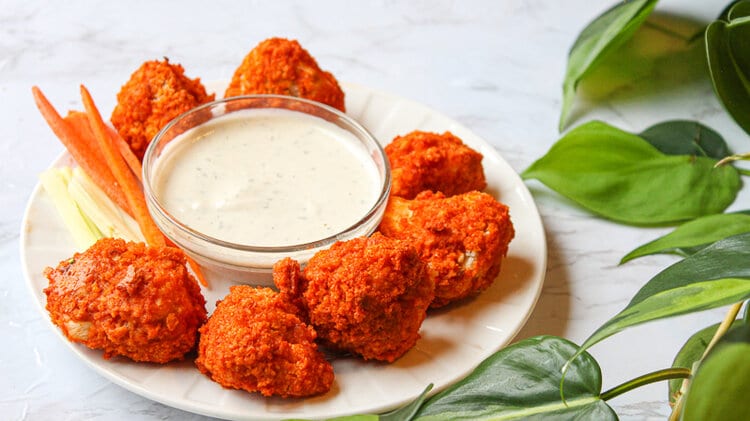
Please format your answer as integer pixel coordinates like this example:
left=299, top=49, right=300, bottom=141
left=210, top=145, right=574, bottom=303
left=2, top=1, right=747, bottom=420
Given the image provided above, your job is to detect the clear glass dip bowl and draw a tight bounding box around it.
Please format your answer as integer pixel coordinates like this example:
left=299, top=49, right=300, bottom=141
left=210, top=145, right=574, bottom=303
left=142, top=95, right=390, bottom=286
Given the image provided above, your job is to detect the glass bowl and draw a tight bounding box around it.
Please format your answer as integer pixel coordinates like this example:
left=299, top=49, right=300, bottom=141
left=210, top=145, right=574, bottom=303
left=142, top=95, right=390, bottom=286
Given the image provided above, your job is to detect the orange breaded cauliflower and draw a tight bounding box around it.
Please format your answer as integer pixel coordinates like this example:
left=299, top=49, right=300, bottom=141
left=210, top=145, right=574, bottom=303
left=110, top=59, right=215, bottom=159
left=276, top=235, right=434, bottom=362
left=385, top=131, right=487, bottom=199
left=225, top=38, right=346, bottom=112
left=272, top=257, right=309, bottom=320
left=195, top=285, right=333, bottom=398
left=43, top=238, right=207, bottom=363
left=379, top=191, right=514, bottom=308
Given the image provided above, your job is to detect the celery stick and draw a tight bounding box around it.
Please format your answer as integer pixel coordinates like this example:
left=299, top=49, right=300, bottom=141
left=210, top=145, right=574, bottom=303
left=39, top=168, right=102, bottom=250
left=68, top=167, right=145, bottom=243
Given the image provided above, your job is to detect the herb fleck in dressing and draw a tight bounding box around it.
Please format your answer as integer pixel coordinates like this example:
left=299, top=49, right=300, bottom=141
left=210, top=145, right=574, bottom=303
left=154, top=108, right=380, bottom=247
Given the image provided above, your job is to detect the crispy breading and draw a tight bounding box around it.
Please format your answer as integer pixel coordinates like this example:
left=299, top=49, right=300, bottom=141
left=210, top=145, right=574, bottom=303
left=282, top=233, right=433, bottom=362
left=43, top=238, right=207, bottom=363
left=225, top=38, right=345, bottom=112
left=272, top=257, right=309, bottom=321
left=110, top=59, right=215, bottom=160
left=379, top=191, right=514, bottom=308
left=195, top=285, right=333, bottom=398
left=385, top=131, right=487, bottom=199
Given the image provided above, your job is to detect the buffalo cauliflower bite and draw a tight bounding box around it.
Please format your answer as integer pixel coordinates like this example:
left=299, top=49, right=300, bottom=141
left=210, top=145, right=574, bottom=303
left=110, top=59, right=215, bottom=160
left=385, top=131, right=487, bottom=199
left=195, top=285, right=333, bottom=398
left=43, top=238, right=207, bottom=363
left=276, top=234, right=434, bottom=362
left=224, top=37, right=346, bottom=112
left=379, top=191, right=514, bottom=308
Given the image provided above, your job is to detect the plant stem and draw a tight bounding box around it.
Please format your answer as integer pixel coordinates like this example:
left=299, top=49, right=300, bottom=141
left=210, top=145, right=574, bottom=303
left=669, top=301, right=745, bottom=421
left=704, top=302, right=743, bottom=356
left=715, top=152, right=750, bottom=167
left=600, top=368, right=691, bottom=401
left=714, top=153, right=750, bottom=176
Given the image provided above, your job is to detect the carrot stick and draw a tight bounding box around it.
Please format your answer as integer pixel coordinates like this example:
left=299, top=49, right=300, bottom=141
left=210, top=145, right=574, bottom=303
left=35, top=85, right=209, bottom=287
left=64, top=110, right=95, bottom=139
left=81, top=89, right=208, bottom=287
left=109, top=126, right=143, bottom=183
left=186, top=256, right=208, bottom=287
left=80, top=85, right=166, bottom=248
left=65, top=111, right=143, bottom=182
left=31, top=86, right=132, bottom=216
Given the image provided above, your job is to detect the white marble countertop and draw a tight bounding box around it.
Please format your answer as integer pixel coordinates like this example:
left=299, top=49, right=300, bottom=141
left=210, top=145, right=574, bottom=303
left=2, top=1, right=748, bottom=420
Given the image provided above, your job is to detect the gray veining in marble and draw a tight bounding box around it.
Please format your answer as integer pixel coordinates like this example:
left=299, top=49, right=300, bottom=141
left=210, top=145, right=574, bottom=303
left=2, top=1, right=747, bottom=420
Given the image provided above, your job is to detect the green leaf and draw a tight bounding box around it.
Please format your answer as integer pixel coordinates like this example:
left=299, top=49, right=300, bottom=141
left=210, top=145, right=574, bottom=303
left=668, top=325, right=714, bottom=405
left=639, top=120, right=731, bottom=159
left=718, top=1, right=743, bottom=21
left=380, top=385, right=433, bottom=421
left=716, top=320, right=750, bottom=345
left=560, top=0, right=658, bottom=131
left=414, top=336, right=616, bottom=421
left=620, top=211, right=750, bottom=263
left=705, top=1, right=750, bottom=136
left=667, top=320, right=742, bottom=405
left=728, top=0, right=750, bottom=20
left=572, top=232, right=750, bottom=364
left=682, top=325, right=750, bottom=420
left=522, top=121, right=741, bottom=225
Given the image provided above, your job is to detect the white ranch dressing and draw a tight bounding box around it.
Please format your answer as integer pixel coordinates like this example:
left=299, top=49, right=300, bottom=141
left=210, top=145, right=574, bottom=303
left=153, top=108, right=381, bottom=247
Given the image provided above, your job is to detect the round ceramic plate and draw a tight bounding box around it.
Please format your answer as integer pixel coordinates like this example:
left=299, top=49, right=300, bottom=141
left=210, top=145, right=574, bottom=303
left=20, top=83, right=547, bottom=421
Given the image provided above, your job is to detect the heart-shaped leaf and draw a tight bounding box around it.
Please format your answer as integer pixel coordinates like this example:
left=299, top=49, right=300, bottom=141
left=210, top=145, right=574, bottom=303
left=621, top=211, right=750, bottom=263
left=522, top=121, right=741, bottom=225
left=639, top=120, right=731, bottom=159
left=560, top=0, right=658, bottom=131
left=572, top=232, right=750, bottom=364
left=682, top=324, right=750, bottom=420
left=667, top=320, right=743, bottom=405
left=705, top=0, right=750, bottom=136
left=414, top=336, right=615, bottom=420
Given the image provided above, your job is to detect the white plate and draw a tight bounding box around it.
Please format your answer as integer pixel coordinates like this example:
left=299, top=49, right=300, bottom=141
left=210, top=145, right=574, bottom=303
left=20, top=83, right=547, bottom=421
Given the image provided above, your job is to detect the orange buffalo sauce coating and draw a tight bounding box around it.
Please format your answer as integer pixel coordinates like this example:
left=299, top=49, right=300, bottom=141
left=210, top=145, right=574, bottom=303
left=225, top=38, right=345, bottom=112
left=43, top=238, right=207, bottom=363
left=195, top=285, right=333, bottom=398
left=379, top=191, right=514, bottom=308
left=385, top=131, right=487, bottom=199
left=111, top=59, right=215, bottom=160
left=277, top=234, right=434, bottom=363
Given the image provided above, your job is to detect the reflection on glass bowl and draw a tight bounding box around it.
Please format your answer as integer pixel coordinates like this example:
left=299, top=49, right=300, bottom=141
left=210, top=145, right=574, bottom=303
left=142, top=95, right=391, bottom=285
